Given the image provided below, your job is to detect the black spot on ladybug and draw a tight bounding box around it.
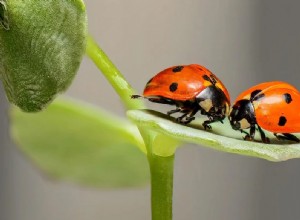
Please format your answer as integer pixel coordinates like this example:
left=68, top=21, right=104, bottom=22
left=203, top=75, right=217, bottom=85
left=169, top=82, right=178, bottom=92
left=252, top=93, right=265, bottom=102
left=250, top=90, right=262, bottom=101
left=203, top=75, right=210, bottom=81
left=172, top=66, right=184, bottom=73
left=278, top=116, right=287, bottom=126
left=283, top=93, right=292, bottom=104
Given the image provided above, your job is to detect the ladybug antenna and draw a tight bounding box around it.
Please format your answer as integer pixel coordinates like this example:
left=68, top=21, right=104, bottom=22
left=131, top=95, right=142, bottom=99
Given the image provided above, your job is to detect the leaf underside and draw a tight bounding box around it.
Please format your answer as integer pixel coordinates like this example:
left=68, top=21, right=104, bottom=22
left=11, top=98, right=149, bottom=188
left=127, top=109, right=300, bottom=162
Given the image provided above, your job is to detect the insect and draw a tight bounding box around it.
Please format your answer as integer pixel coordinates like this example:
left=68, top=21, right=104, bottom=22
left=131, top=64, right=230, bottom=129
left=229, top=81, right=300, bottom=143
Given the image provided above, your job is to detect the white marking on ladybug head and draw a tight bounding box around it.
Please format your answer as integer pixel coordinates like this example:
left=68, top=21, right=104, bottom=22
left=239, top=118, right=251, bottom=129
left=199, top=99, right=213, bottom=112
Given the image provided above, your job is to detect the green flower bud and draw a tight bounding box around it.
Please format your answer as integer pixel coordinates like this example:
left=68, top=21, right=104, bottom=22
left=0, top=0, right=87, bottom=112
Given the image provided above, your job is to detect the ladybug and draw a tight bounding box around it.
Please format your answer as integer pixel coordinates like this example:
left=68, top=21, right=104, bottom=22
left=229, top=81, right=300, bottom=143
left=131, top=64, right=230, bottom=129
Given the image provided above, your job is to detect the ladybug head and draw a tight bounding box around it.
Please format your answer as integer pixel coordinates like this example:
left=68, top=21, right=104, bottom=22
left=229, top=99, right=255, bottom=130
left=197, top=86, right=230, bottom=120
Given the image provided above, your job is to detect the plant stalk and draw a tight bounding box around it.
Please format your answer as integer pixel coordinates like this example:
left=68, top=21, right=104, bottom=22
left=86, top=35, right=175, bottom=220
left=149, top=154, right=175, bottom=220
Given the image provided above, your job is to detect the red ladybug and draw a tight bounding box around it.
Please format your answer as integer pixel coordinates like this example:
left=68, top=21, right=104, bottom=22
left=229, top=81, right=300, bottom=143
left=132, top=64, right=230, bottom=129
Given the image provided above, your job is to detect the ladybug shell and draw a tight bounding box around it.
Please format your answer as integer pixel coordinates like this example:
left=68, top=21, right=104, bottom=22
left=235, top=81, right=298, bottom=102
left=236, top=81, right=300, bottom=133
left=143, top=64, right=230, bottom=101
left=254, top=87, right=300, bottom=133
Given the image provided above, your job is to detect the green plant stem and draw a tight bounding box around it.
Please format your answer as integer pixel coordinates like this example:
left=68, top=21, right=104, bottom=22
left=149, top=154, right=174, bottom=220
left=86, top=35, right=145, bottom=110
left=86, top=35, right=175, bottom=220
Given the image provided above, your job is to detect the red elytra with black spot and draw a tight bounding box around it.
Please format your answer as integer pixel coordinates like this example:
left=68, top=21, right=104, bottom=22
left=229, top=81, right=300, bottom=143
left=132, top=64, right=230, bottom=129
left=143, top=64, right=230, bottom=101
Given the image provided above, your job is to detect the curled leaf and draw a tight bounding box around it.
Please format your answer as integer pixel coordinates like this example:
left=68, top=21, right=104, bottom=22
left=127, top=109, right=300, bottom=161
left=0, top=0, right=87, bottom=111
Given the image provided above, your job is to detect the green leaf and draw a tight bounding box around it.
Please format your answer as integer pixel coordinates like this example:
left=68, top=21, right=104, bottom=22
left=0, top=0, right=87, bottom=112
left=127, top=109, right=300, bottom=162
left=11, top=98, right=149, bottom=188
left=0, top=0, right=9, bottom=30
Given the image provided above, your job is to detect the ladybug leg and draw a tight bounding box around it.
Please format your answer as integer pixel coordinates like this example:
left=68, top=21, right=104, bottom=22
left=243, top=125, right=256, bottom=141
left=184, top=116, right=196, bottom=124
left=167, top=108, right=181, bottom=116
left=240, top=129, right=250, bottom=136
left=177, top=115, right=196, bottom=124
left=202, top=119, right=212, bottom=130
left=183, top=108, right=199, bottom=124
left=176, top=112, right=189, bottom=123
left=176, top=108, right=198, bottom=124
left=274, top=133, right=300, bottom=143
left=257, top=125, right=270, bottom=143
left=282, top=133, right=300, bottom=142
left=202, top=116, right=223, bottom=130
